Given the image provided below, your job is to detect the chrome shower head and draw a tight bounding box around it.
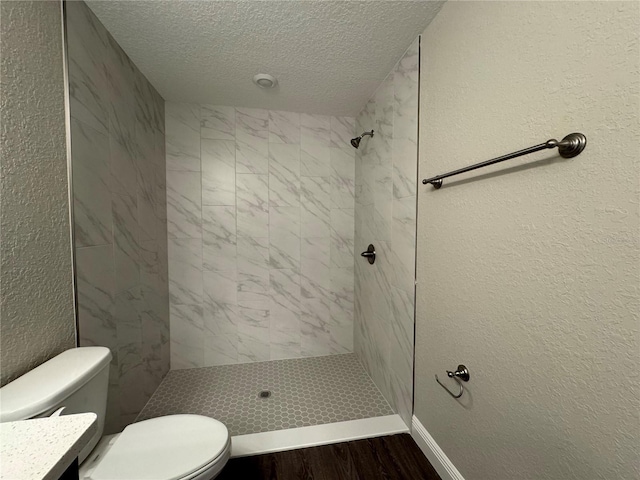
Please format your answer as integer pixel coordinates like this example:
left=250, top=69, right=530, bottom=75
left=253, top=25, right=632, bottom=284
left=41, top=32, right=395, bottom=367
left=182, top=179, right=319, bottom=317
left=350, top=130, right=374, bottom=149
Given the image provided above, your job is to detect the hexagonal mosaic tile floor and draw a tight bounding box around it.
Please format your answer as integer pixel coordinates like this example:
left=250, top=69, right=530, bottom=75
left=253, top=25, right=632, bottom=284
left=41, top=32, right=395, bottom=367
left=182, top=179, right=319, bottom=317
left=136, top=354, right=393, bottom=436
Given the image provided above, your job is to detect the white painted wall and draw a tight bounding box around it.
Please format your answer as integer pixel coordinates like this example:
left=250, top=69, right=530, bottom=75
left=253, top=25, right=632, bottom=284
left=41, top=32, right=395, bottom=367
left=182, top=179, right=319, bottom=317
left=0, top=0, right=75, bottom=386
left=415, top=2, right=639, bottom=479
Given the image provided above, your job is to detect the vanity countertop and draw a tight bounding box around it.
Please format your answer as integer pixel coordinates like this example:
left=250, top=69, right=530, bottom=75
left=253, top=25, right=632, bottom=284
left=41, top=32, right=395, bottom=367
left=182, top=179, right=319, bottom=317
left=0, top=413, right=97, bottom=480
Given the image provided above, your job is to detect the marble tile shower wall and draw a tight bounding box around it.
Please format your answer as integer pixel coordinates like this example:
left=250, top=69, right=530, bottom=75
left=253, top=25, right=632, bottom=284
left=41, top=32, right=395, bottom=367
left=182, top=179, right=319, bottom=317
left=354, top=37, right=419, bottom=427
left=166, top=104, right=356, bottom=367
left=66, top=1, right=169, bottom=433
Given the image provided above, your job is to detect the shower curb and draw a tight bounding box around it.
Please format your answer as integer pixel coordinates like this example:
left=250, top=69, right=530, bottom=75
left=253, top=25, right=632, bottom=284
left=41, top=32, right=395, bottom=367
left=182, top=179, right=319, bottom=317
left=230, top=414, right=408, bottom=458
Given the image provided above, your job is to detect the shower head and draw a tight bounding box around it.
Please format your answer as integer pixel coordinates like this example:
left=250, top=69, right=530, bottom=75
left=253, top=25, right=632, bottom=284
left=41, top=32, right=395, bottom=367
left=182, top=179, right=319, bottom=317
left=350, top=130, right=374, bottom=149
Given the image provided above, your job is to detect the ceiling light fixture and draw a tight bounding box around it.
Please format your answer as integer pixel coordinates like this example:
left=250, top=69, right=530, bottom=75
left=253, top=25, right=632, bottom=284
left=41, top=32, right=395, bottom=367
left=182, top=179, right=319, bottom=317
left=253, top=73, right=277, bottom=89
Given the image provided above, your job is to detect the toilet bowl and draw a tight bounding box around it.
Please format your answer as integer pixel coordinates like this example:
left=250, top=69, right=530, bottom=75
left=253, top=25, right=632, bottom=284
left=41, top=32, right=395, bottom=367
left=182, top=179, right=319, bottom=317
left=81, top=415, right=231, bottom=480
left=0, top=347, right=231, bottom=480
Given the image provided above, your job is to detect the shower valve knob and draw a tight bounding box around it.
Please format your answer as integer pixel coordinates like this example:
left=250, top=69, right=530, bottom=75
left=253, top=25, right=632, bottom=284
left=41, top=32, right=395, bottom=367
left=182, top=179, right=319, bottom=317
left=360, top=244, right=376, bottom=264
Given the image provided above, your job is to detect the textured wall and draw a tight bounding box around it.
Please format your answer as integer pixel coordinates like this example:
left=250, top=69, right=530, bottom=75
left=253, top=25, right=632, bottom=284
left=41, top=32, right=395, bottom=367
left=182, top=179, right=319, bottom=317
left=166, top=104, right=355, bottom=367
left=67, top=0, right=169, bottom=433
left=354, top=38, right=419, bottom=428
left=415, top=2, right=639, bottom=479
left=0, top=1, right=76, bottom=386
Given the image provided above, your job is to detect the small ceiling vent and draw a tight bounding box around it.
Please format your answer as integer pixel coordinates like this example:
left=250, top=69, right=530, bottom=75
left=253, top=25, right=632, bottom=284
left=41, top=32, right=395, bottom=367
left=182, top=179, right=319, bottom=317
left=253, top=73, right=277, bottom=89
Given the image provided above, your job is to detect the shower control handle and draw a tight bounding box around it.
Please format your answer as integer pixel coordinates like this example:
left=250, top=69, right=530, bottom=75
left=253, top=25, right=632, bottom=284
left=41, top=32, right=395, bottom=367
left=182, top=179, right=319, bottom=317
left=360, top=244, right=376, bottom=265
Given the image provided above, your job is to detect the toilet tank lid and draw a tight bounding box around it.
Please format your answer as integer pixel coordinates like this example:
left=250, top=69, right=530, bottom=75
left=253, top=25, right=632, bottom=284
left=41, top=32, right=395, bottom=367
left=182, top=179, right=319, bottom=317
left=0, top=347, right=112, bottom=423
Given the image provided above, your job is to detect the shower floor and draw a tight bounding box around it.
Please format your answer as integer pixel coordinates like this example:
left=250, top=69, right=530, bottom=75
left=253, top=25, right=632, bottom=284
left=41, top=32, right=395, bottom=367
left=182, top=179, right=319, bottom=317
left=136, top=353, right=393, bottom=436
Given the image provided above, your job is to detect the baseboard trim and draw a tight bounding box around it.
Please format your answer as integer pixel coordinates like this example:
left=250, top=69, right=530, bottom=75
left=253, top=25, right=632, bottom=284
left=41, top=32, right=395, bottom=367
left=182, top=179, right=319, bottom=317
left=411, top=415, right=464, bottom=480
left=231, top=414, right=409, bottom=458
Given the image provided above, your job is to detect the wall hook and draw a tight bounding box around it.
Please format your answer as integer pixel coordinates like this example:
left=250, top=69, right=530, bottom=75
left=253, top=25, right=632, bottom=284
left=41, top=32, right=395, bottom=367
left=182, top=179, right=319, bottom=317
left=435, top=365, right=470, bottom=399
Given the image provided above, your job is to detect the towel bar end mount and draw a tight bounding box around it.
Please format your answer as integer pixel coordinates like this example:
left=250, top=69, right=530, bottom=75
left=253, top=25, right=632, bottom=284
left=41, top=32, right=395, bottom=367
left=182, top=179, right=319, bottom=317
left=553, top=132, right=587, bottom=159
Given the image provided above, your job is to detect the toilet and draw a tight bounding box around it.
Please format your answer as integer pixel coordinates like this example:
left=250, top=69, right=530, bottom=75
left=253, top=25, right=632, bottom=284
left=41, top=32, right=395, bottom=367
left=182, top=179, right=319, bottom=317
left=0, top=347, right=231, bottom=480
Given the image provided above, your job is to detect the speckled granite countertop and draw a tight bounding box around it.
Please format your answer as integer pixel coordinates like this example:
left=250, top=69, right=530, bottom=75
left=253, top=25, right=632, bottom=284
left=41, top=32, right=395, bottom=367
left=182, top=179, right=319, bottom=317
left=0, top=413, right=97, bottom=480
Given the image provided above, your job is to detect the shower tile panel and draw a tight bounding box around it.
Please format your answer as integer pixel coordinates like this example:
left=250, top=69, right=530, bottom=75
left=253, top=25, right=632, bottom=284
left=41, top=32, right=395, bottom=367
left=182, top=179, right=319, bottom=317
left=300, top=177, right=331, bottom=238
left=69, top=0, right=170, bottom=434
left=165, top=103, right=201, bottom=172
left=330, top=266, right=355, bottom=327
left=167, top=237, right=203, bottom=305
left=105, top=38, right=135, bottom=139
left=202, top=139, right=236, bottom=206
left=300, top=114, right=331, bottom=149
left=204, top=330, right=238, bottom=366
left=113, top=193, right=140, bottom=294
left=301, top=145, right=331, bottom=178
left=269, top=110, right=301, bottom=145
left=170, top=303, right=204, bottom=370
left=269, top=144, right=301, bottom=207
left=76, top=245, right=117, bottom=352
left=330, top=208, right=355, bottom=268
left=269, top=207, right=301, bottom=271
left=71, top=119, right=112, bottom=248
left=66, top=0, right=109, bottom=135
left=392, top=138, right=418, bottom=199
left=330, top=116, right=356, bottom=152
left=109, top=130, right=137, bottom=198
left=237, top=236, right=270, bottom=295
left=301, top=264, right=331, bottom=303
left=167, top=104, right=354, bottom=367
left=202, top=206, right=237, bottom=272
left=137, top=183, right=159, bottom=246
left=236, top=107, right=269, bottom=134
left=203, top=270, right=239, bottom=336
left=330, top=148, right=356, bottom=209
left=135, top=72, right=164, bottom=137
left=236, top=130, right=269, bottom=174
left=237, top=320, right=270, bottom=363
left=166, top=171, right=202, bottom=238
left=236, top=174, right=269, bottom=238
left=354, top=37, right=419, bottom=428
left=137, top=354, right=393, bottom=436
left=201, top=105, right=235, bottom=141
left=392, top=39, right=419, bottom=143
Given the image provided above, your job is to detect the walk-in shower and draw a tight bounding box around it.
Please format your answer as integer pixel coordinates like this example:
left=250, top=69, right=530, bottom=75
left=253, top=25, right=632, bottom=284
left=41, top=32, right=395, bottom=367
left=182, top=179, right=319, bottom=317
left=66, top=0, right=420, bottom=452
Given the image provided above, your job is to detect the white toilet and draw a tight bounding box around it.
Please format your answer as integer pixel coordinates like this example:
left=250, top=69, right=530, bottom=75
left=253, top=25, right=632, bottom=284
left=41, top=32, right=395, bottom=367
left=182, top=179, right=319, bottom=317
left=0, top=347, right=231, bottom=480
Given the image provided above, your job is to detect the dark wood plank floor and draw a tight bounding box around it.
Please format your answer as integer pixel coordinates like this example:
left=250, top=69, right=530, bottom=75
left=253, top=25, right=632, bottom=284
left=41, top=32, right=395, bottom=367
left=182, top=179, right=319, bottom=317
left=218, top=434, right=441, bottom=480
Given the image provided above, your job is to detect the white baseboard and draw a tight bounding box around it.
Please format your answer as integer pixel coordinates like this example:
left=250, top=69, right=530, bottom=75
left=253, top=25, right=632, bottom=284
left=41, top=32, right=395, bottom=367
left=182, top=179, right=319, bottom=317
left=411, top=415, right=464, bottom=480
left=231, top=414, right=409, bottom=458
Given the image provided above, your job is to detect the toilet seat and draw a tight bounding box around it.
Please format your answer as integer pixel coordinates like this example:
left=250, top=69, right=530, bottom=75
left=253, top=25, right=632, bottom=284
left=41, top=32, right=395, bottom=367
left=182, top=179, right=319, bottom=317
left=88, top=415, right=230, bottom=480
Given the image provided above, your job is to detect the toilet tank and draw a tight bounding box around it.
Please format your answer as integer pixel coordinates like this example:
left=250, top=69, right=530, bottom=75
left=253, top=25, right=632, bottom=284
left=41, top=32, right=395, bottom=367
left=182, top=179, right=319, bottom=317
left=0, top=346, right=111, bottom=462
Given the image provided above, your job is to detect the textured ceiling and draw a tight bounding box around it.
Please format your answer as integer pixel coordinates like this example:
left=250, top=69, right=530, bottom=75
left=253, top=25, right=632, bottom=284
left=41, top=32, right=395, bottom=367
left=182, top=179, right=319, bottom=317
left=85, top=1, right=444, bottom=116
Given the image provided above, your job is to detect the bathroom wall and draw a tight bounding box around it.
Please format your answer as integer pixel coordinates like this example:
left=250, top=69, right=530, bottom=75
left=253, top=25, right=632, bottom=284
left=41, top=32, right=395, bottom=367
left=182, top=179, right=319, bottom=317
left=66, top=1, right=169, bottom=432
left=166, top=105, right=355, bottom=367
left=415, top=2, right=639, bottom=479
left=354, top=38, right=419, bottom=427
left=0, top=0, right=76, bottom=386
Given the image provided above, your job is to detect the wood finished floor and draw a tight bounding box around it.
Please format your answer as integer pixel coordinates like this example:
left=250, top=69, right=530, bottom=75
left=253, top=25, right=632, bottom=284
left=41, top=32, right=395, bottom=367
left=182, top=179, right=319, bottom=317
left=218, top=434, right=441, bottom=480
